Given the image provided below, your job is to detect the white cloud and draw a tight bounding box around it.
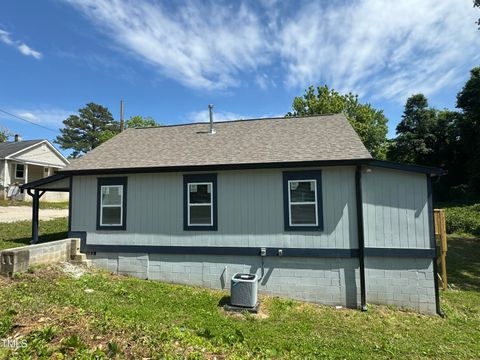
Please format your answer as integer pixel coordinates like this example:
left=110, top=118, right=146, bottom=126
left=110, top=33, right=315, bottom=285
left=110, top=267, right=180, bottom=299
left=65, top=0, right=270, bottom=90
left=0, top=29, right=42, bottom=59
left=187, top=110, right=246, bottom=123
left=278, top=0, right=480, bottom=101
left=64, top=0, right=480, bottom=102
left=186, top=109, right=287, bottom=123
left=13, top=109, right=72, bottom=127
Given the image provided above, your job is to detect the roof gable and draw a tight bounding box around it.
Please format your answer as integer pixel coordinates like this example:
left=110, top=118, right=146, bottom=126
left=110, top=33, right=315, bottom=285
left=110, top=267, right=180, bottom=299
left=0, top=140, right=44, bottom=158
left=61, top=114, right=372, bottom=173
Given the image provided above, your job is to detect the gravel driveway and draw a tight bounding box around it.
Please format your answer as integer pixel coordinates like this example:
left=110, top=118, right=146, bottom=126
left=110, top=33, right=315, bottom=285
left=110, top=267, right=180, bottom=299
left=0, top=206, right=68, bottom=223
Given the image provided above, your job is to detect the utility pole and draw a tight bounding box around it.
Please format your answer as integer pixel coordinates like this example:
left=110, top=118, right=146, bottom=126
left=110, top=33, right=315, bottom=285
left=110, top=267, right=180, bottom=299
left=120, top=100, right=124, bottom=132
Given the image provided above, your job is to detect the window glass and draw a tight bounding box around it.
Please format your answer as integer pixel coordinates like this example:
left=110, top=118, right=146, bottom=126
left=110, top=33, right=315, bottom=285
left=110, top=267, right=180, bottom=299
left=190, top=205, right=212, bottom=225
left=101, top=207, right=122, bottom=225
left=15, top=164, right=24, bottom=178
left=189, top=183, right=211, bottom=204
left=102, top=186, right=122, bottom=205
left=291, top=204, right=317, bottom=225
left=100, top=185, right=123, bottom=226
left=290, top=180, right=316, bottom=202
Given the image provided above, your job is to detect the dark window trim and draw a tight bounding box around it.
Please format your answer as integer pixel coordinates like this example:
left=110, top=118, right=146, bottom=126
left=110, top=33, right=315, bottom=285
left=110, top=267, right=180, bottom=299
left=283, top=170, right=323, bottom=231
left=15, top=163, right=25, bottom=179
left=183, top=173, right=217, bottom=231
left=96, top=177, right=127, bottom=231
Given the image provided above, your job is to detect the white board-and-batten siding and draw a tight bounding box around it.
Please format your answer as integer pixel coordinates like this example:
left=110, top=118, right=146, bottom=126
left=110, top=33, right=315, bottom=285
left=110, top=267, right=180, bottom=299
left=71, top=166, right=359, bottom=249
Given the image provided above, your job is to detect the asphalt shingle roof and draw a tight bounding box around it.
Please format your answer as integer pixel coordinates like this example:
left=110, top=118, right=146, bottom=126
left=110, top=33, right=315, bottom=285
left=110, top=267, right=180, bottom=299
left=61, top=114, right=372, bottom=172
left=0, top=140, right=44, bottom=159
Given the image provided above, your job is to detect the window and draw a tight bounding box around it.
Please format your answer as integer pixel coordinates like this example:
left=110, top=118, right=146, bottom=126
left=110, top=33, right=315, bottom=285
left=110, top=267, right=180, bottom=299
left=283, top=171, right=323, bottom=231
left=184, top=174, right=217, bottom=230
left=96, top=177, right=127, bottom=230
left=15, top=163, right=25, bottom=179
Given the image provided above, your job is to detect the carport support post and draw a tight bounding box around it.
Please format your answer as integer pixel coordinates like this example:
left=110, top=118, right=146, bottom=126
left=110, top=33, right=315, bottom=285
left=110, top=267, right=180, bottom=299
left=27, top=189, right=45, bottom=244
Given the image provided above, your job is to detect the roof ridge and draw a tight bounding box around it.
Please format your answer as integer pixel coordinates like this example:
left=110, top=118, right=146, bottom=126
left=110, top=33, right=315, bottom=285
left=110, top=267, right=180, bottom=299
left=132, top=113, right=343, bottom=130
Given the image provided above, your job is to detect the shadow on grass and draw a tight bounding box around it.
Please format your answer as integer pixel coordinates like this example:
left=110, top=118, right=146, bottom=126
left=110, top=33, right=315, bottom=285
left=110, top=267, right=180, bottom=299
left=0, top=218, right=68, bottom=251
left=3, top=232, right=69, bottom=249
left=447, top=236, right=480, bottom=291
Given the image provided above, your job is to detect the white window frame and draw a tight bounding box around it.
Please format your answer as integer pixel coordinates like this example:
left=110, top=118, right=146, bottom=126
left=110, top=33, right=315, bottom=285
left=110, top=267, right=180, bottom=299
left=288, top=179, right=318, bottom=227
left=14, top=163, right=25, bottom=179
left=100, top=185, right=123, bottom=227
left=187, top=182, right=213, bottom=226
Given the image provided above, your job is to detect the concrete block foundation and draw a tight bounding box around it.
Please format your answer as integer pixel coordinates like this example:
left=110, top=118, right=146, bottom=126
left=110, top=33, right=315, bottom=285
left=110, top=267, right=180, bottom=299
left=87, top=252, right=437, bottom=314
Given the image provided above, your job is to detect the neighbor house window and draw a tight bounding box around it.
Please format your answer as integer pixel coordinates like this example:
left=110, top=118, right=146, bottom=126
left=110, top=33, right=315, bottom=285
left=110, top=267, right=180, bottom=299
left=96, top=177, right=127, bottom=230
left=15, top=163, right=25, bottom=179
left=184, top=174, right=217, bottom=230
left=283, top=171, right=323, bottom=231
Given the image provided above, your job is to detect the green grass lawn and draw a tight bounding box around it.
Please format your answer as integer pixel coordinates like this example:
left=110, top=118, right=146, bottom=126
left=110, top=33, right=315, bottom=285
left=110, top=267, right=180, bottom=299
left=0, top=199, right=69, bottom=209
left=0, top=218, right=68, bottom=251
left=0, top=219, right=479, bottom=359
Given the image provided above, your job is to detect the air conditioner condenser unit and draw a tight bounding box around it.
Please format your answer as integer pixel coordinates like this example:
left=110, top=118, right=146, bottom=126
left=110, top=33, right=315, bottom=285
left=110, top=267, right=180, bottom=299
left=230, top=273, right=258, bottom=308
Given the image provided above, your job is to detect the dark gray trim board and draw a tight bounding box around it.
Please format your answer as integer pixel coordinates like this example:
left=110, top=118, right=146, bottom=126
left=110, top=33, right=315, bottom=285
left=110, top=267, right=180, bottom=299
left=355, top=165, right=367, bottom=311
left=427, top=174, right=443, bottom=316
left=68, top=176, right=72, bottom=232
left=20, top=173, right=69, bottom=190
left=369, top=160, right=444, bottom=176
left=59, top=159, right=444, bottom=177
left=96, top=177, right=128, bottom=231
left=69, top=232, right=436, bottom=259
left=364, top=248, right=435, bottom=258
left=60, top=159, right=369, bottom=176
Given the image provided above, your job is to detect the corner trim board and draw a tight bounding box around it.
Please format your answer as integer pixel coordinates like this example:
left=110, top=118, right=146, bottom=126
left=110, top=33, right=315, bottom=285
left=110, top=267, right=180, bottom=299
left=427, top=174, right=443, bottom=316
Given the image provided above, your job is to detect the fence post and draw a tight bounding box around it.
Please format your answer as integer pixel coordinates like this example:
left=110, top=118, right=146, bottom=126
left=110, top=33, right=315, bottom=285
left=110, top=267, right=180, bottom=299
left=434, top=209, right=448, bottom=290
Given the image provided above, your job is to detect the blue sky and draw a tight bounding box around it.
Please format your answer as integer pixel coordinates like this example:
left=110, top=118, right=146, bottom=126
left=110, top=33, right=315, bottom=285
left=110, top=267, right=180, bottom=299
left=0, top=0, right=479, bottom=156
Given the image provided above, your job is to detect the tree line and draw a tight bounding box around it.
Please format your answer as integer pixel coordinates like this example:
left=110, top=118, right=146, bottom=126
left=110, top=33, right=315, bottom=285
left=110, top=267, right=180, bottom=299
left=1, top=67, right=479, bottom=201
left=290, top=67, right=480, bottom=201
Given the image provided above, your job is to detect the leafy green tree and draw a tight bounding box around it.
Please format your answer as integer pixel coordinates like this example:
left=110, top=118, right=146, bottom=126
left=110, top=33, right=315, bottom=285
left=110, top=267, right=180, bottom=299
left=125, top=115, right=159, bottom=129
left=55, top=103, right=120, bottom=158
left=457, top=67, right=480, bottom=193
left=288, top=86, right=389, bottom=158
left=0, top=126, right=11, bottom=142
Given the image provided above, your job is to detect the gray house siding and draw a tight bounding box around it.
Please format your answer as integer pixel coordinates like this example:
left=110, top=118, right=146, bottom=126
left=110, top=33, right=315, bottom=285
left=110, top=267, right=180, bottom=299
left=72, top=166, right=358, bottom=249
left=70, top=165, right=436, bottom=313
left=362, top=167, right=430, bottom=249
left=361, top=167, right=436, bottom=313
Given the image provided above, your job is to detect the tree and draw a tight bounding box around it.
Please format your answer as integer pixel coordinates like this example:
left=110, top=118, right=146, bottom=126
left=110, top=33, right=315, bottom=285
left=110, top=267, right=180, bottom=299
left=288, top=85, right=389, bottom=158
left=125, top=115, right=159, bottom=129
left=387, top=94, right=439, bottom=164
left=0, top=126, right=11, bottom=142
left=457, top=67, right=480, bottom=193
left=55, top=103, right=120, bottom=158
left=475, top=0, right=480, bottom=28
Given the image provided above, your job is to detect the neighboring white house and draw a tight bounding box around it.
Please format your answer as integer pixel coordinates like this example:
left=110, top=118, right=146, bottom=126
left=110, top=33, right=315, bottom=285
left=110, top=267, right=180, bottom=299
left=0, top=136, right=69, bottom=202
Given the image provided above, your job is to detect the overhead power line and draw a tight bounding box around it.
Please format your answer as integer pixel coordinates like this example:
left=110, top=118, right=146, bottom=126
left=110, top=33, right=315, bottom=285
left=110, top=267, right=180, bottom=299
left=0, top=108, right=59, bottom=133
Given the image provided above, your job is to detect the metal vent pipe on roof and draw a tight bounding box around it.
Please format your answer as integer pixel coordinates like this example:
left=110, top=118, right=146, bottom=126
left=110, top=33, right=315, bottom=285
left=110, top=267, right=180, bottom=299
left=208, top=104, right=216, bottom=134
left=14, top=134, right=20, bottom=142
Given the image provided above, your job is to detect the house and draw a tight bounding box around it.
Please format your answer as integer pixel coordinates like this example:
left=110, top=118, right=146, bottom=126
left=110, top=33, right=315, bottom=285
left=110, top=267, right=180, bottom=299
left=22, top=114, right=443, bottom=314
left=0, top=136, right=69, bottom=201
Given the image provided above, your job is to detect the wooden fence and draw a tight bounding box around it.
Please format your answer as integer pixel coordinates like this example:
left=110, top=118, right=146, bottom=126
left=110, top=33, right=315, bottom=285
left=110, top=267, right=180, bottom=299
left=434, top=209, right=448, bottom=290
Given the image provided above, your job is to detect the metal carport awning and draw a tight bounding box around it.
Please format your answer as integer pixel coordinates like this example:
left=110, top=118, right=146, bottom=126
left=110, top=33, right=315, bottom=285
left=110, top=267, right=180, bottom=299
left=20, top=174, right=70, bottom=244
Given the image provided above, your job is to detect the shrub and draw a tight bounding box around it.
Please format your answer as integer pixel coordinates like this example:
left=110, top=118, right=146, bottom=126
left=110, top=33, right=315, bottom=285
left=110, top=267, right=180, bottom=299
left=445, top=204, right=480, bottom=236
